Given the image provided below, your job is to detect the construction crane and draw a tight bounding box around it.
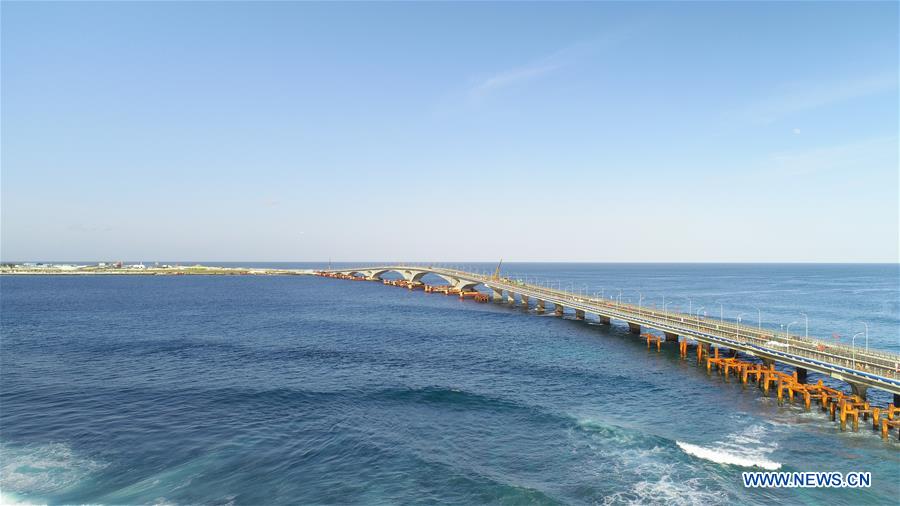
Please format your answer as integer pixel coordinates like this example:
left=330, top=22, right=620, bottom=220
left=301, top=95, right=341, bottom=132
left=491, top=259, right=503, bottom=281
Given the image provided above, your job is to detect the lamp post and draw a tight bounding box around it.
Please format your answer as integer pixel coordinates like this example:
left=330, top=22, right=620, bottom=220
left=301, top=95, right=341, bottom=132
left=664, top=301, right=675, bottom=322
left=851, top=331, right=864, bottom=370
left=861, top=322, right=869, bottom=352
left=751, top=306, right=762, bottom=330
left=800, top=312, right=808, bottom=339
left=786, top=321, right=799, bottom=349
left=714, top=300, right=724, bottom=321
left=736, top=313, right=747, bottom=341
left=696, top=307, right=705, bottom=331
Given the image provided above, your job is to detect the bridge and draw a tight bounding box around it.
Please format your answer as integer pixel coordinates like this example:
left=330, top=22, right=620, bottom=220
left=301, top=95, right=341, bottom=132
left=317, top=265, right=900, bottom=403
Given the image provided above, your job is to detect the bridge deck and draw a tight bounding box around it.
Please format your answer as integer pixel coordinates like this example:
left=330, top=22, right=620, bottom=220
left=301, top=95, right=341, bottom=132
left=321, top=265, right=900, bottom=396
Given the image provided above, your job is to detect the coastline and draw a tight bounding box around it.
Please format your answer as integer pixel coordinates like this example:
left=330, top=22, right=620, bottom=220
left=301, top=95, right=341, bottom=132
left=0, top=266, right=314, bottom=276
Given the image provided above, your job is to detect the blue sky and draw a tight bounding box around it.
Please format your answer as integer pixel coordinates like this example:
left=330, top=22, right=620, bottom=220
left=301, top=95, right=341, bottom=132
left=2, top=2, right=897, bottom=262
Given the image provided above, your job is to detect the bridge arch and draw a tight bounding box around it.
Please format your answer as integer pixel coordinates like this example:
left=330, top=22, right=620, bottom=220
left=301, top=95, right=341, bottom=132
left=333, top=267, right=488, bottom=292
left=366, top=269, right=413, bottom=281
left=409, top=271, right=459, bottom=286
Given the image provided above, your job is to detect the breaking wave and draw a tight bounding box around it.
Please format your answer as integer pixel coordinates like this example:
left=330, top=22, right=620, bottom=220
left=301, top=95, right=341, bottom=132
left=676, top=424, right=782, bottom=470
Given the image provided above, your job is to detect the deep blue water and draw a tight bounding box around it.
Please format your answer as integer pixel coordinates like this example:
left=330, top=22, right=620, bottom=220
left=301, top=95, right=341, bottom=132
left=1, top=263, right=898, bottom=505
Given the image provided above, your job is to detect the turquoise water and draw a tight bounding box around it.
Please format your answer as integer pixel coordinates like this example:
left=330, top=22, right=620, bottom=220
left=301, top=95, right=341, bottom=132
left=1, top=263, right=898, bottom=504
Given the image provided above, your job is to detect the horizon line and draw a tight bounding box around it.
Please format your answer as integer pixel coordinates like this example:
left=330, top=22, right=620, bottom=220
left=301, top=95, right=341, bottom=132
left=4, top=259, right=899, bottom=265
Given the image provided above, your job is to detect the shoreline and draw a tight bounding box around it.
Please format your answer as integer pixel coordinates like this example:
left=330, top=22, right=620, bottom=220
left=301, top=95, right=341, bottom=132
left=0, top=267, right=314, bottom=276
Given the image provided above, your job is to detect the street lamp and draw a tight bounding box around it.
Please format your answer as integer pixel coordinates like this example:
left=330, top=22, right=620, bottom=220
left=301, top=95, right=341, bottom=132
left=736, top=313, right=747, bottom=340
left=696, top=307, right=705, bottom=331
left=860, top=322, right=869, bottom=352
left=851, top=331, right=864, bottom=370
left=617, top=290, right=623, bottom=308
left=800, top=312, right=808, bottom=339
left=664, top=300, right=675, bottom=321
left=751, top=306, right=762, bottom=330
left=785, top=321, right=799, bottom=349
left=634, top=290, right=643, bottom=311
left=714, top=300, right=724, bottom=321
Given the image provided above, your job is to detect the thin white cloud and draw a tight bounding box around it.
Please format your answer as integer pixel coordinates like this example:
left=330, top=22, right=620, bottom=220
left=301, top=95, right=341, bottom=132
left=466, top=35, right=628, bottom=100
left=469, top=60, right=563, bottom=97
left=740, top=72, right=898, bottom=124
left=764, top=135, right=898, bottom=177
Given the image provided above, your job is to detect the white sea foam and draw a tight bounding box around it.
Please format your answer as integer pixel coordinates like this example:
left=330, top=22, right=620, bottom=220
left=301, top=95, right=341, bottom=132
left=0, top=492, right=45, bottom=506
left=676, top=440, right=781, bottom=470
left=601, top=475, right=729, bottom=506
left=0, top=442, right=105, bottom=499
left=570, top=418, right=730, bottom=505
left=675, top=422, right=783, bottom=471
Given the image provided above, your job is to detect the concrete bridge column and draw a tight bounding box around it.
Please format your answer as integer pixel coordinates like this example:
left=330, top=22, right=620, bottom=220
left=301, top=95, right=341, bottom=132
left=795, top=367, right=808, bottom=384
left=850, top=383, right=868, bottom=400
left=507, top=292, right=516, bottom=304
left=520, top=295, right=530, bottom=308
left=491, top=288, right=504, bottom=303
left=597, top=315, right=611, bottom=324
left=554, top=304, right=564, bottom=316
left=627, top=322, right=641, bottom=334
left=895, top=393, right=900, bottom=407
left=664, top=332, right=679, bottom=342
left=536, top=300, right=545, bottom=314
left=575, top=309, right=585, bottom=320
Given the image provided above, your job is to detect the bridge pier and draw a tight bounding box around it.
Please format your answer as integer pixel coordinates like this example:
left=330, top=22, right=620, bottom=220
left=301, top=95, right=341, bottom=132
left=850, top=383, right=868, bottom=400
left=323, top=268, right=900, bottom=409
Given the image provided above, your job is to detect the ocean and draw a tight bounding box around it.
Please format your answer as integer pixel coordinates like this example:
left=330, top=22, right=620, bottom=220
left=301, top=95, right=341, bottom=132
left=1, top=263, right=898, bottom=504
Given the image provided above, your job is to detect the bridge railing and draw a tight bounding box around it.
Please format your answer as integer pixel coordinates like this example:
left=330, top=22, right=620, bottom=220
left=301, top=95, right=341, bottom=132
left=429, top=267, right=899, bottom=380
left=321, top=266, right=899, bottom=380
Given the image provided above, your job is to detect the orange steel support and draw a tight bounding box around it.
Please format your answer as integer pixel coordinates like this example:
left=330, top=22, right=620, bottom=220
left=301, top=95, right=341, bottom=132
left=880, top=418, right=900, bottom=440
left=840, top=400, right=862, bottom=431
left=643, top=333, right=662, bottom=352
